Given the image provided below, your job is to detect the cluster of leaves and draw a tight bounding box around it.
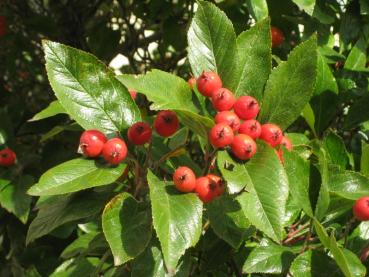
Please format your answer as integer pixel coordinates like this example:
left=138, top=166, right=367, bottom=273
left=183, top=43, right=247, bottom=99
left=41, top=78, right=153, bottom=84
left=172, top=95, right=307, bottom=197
left=1, top=0, right=369, bottom=276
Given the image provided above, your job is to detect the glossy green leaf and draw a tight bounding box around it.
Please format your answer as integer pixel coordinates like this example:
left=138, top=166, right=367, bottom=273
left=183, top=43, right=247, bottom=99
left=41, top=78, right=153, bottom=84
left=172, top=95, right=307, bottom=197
left=242, top=243, right=295, bottom=274
left=245, top=0, right=269, bottom=21
left=50, top=257, right=108, bottom=277
left=0, top=175, right=34, bottom=224
left=207, top=195, right=250, bottom=248
left=187, top=1, right=237, bottom=89
left=30, top=100, right=66, bottom=121
left=236, top=143, right=289, bottom=242
left=43, top=40, right=141, bottom=133
left=292, top=0, right=316, bottom=15
left=259, top=35, right=317, bottom=129
left=26, top=191, right=108, bottom=244
left=233, top=18, right=271, bottom=101
left=344, top=37, right=368, bottom=71
left=61, top=232, right=99, bottom=259
left=322, top=132, right=349, bottom=169
left=147, top=170, right=202, bottom=272
left=290, top=250, right=341, bottom=277
left=283, top=150, right=313, bottom=217
left=102, top=193, right=152, bottom=265
left=28, top=158, right=125, bottom=196
left=176, top=110, right=213, bottom=139
left=361, top=143, right=369, bottom=177
left=217, top=150, right=251, bottom=194
left=314, top=149, right=330, bottom=220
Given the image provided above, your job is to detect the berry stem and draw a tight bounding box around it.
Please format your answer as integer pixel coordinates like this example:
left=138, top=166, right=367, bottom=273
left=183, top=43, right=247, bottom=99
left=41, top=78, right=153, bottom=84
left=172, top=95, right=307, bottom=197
left=343, top=216, right=356, bottom=247
left=203, top=148, right=217, bottom=175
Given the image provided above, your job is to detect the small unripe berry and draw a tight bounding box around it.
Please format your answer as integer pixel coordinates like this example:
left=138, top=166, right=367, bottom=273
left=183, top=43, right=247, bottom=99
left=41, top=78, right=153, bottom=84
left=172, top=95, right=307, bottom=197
left=154, top=110, right=179, bottom=137
left=233, top=96, right=260, bottom=120
left=260, top=124, right=283, bottom=147
left=353, top=196, right=369, bottom=221
left=196, top=71, right=222, bottom=97
left=231, top=134, right=257, bottom=160
left=239, top=119, right=261, bottom=140
left=214, top=111, right=240, bottom=132
left=211, top=88, right=236, bottom=111
left=173, top=166, right=196, bottom=192
left=102, top=138, right=128, bottom=165
left=128, top=122, right=152, bottom=145
left=195, top=176, right=217, bottom=203
left=128, top=89, right=137, bottom=100
left=280, top=136, right=292, bottom=151
left=209, top=123, right=234, bottom=148
left=207, top=174, right=225, bottom=197
left=0, top=148, right=16, bottom=167
left=188, top=77, right=196, bottom=90
left=271, top=26, right=284, bottom=48
left=79, top=130, right=107, bottom=157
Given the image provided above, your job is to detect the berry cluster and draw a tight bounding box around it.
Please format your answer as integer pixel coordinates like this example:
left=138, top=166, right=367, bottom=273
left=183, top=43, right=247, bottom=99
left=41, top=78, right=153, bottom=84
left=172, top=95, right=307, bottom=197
left=0, top=148, right=16, bottom=167
left=194, top=71, right=292, bottom=163
left=173, top=166, right=224, bottom=203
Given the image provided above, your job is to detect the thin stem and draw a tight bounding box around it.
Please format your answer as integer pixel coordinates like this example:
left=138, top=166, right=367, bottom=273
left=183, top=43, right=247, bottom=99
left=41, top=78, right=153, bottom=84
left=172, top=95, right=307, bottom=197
left=343, top=216, right=356, bottom=247
left=202, top=148, right=217, bottom=175
left=283, top=222, right=310, bottom=244
left=301, top=219, right=313, bottom=253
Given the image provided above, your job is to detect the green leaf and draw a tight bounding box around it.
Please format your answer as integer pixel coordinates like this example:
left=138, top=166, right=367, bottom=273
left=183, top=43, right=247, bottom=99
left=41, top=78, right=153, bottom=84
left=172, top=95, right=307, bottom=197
left=30, top=100, right=67, bottom=121
left=344, top=37, right=368, bottom=71
left=43, top=40, right=141, bottom=133
left=236, top=143, right=289, bottom=242
left=50, top=257, right=108, bottom=277
left=26, top=191, right=108, bottom=244
left=302, top=104, right=317, bottom=136
left=187, top=1, right=237, bottom=89
left=61, top=232, right=99, bottom=259
left=233, top=18, right=271, bottom=101
left=283, top=150, right=313, bottom=217
left=102, top=193, right=152, bottom=265
left=361, top=143, right=369, bottom=177
left=175, top=110, right=213, bottom=139
left=147, top=170, right=203, bottom=272
left=292, top=0, right=316, bottom=15
left=217, top=150, right=252, bottom=194
left=345, top=95, right=369, bottom=129
left=207, top=195, right=250, bottom=248
left=0, top=175, right=34, bottom=224
left=322, top=132, right=349, bottom=169
left=28, top=159, right=125, bottom=196
left=117, top=70, right=197, bottom=113
left=242, top=243, right=295, bottom=274
left=245, top=0, right=269, bottom=21
left=289, top=250, right=341, bottom=277
left=259, top=35, right=317, bottom=129
left=314, top=149, right=330, bottom=220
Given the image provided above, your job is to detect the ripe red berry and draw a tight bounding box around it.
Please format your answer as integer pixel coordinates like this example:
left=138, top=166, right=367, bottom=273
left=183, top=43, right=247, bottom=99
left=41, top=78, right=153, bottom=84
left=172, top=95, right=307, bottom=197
left=231, top=134, right=257, bottom=160
left=239, top=119, right=261, bottom=140
left=211, top=88, right=236, bottom=111
left=260, top=124, right=283, bottom=147
left=173, top=166, right=196, bottom=193
left=0, top=16, right=7, bottom=37
left=154, top=110, right=179, bottom=137
left=214, top=111, right=240, bottom=132
left=102, top=138, right=128, bottom=165
left=128, top=89, right=137, bottom=100
left=196, top=71, right=222, bottom=97
left=207, top=174, right=225, bottom=197
left=280, top=136, right=292, bottom=151
left=188, top=77, right=196, bottom=90
left=271, top=26, right=284, bottom=48
left=0, top=148, right=16, bottom=167
left=128, top=122, right=152, bottom=145
left=79, top=130, right=107, bottom=157
left=209, top=123, right=234, bottom=148
left=353, top=196, right=369, bottom=221
left=195, top=176, right=217, bottom=203
left=233, top=96, right=260, bottom=120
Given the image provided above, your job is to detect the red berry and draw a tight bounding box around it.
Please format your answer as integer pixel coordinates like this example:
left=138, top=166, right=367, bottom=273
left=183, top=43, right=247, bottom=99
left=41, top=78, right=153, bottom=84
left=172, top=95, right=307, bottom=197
left=209, top=123, right=234, bottom=148
left=102, top=138, right=128, bottom=165
left=271, top=26, right=284, bottom=48
left=231, top=134, right=257, bottom=160
left=0, top=148, right=16, bottom=167
left=196, top=71, right=222, bottom=97
left=260, top=124, right=283, bottom=147
left=154, top=110, right=179, bottom=137
left=214, top=111, right=240, bottom=132
left=0, top=16, right=7, bottom=37
left=195, top=176, right=217, bottom=203
left=79, top=130, right=107, bottom=157
left=128, top=122, right=152, bottom=145
left=353, top=196, right=369, bottom=221
left=128, top=89, right=137, bottom=100
left=211, top=88, right=236, bottom=112
left=173, top=166, right=196, bottom=193
left=207, top=174, right=225, bottom=196
left=280, top=136, right=292, bottom=151
left=239, top=119, right=261, bottom=140
left=233, top=96, right=260, bottom=120
left=188, top=77, right=196, bottom=90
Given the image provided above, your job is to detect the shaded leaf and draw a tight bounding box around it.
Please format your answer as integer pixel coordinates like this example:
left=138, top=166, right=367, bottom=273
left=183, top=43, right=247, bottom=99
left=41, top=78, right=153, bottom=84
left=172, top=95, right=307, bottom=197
left=30, top=100, right=67, bottom=121
left=245, top=0, right=269, bottom=21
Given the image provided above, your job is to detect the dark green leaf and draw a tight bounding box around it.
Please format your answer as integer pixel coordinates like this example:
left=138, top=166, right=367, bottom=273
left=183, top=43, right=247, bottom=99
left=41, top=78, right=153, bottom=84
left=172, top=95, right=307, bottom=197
left=361, top=143, right=369, bottom=177
left=61, top=232, right=99, bottom=259
left=176, top=110, right=213, bottom=139
left=50, top=257, right=108, bottom=277
left=322, top=132, right=349, bottom=169
left=345, top=95, right=369, bottom=129
left=314, top=149, right=330, bottom=220
left=344, top=37, right=368, bottom=71
left=245, top=0, right=269, bottom=21
left=30, top=100, right=66, bottom=121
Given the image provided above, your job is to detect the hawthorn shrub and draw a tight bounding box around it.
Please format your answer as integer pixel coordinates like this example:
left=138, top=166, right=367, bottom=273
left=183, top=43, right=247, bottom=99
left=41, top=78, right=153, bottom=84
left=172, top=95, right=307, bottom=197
left=1, top=0, right=369, bottom=276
